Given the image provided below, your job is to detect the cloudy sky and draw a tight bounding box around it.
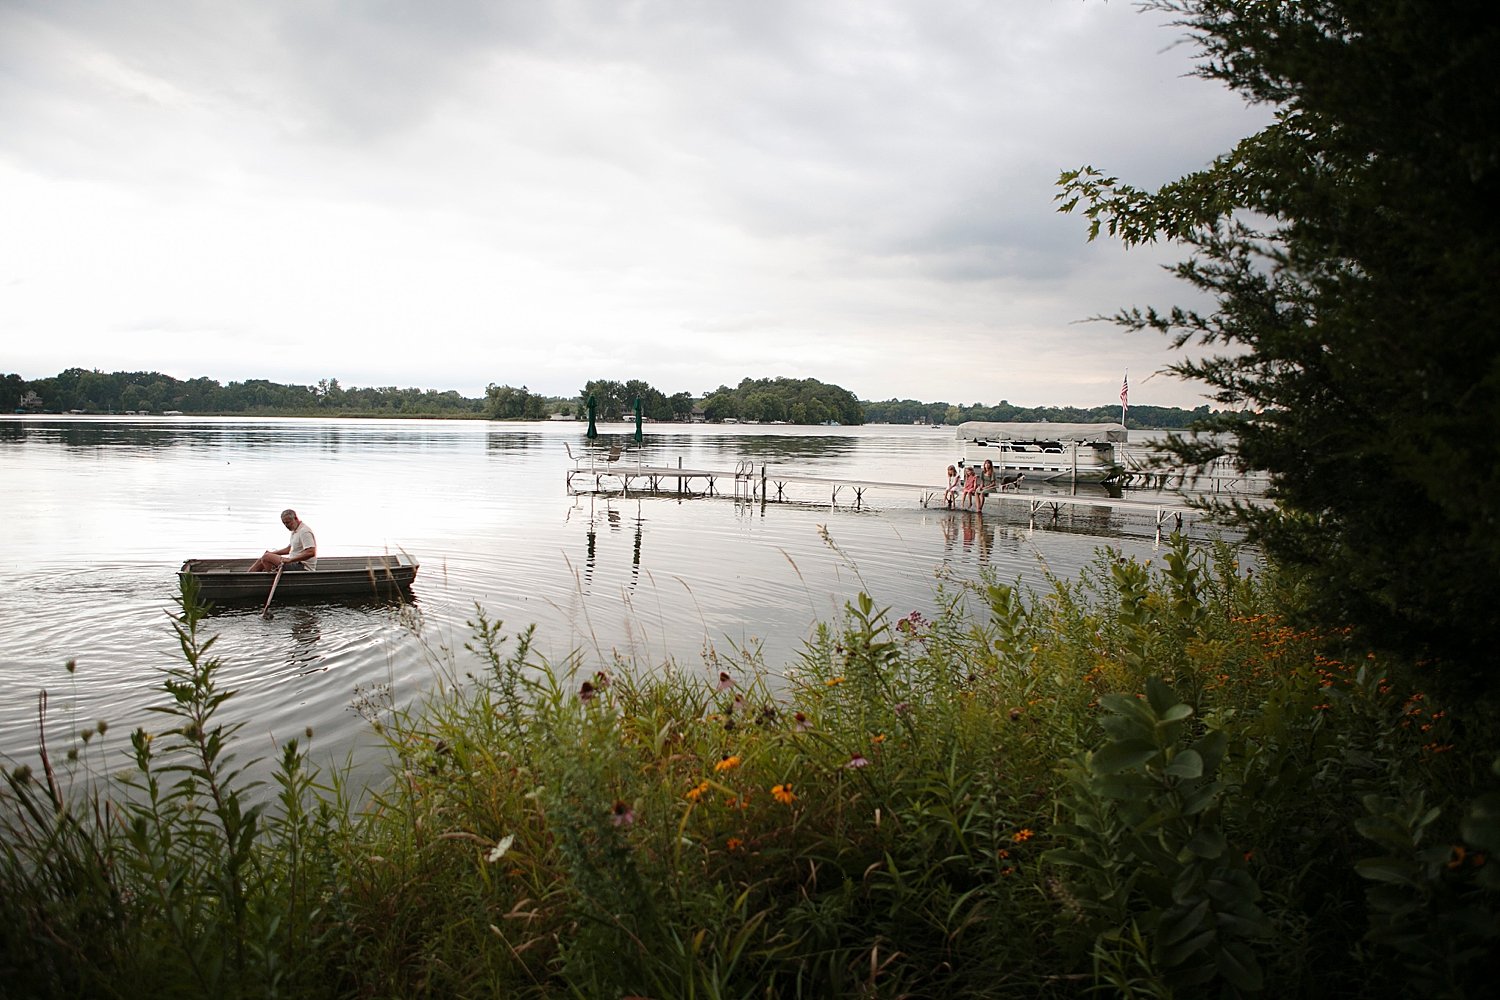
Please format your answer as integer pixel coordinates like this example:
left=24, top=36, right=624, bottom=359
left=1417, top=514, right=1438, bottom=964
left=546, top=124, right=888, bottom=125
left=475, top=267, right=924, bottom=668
left=0, top=0, right=1267, bottom=409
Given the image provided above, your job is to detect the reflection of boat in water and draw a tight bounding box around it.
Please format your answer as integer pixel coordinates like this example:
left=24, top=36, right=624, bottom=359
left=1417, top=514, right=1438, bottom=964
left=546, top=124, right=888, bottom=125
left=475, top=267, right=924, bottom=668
left=179, top=554, right=419, bottom=602
left=956, top=421, right=1126, bottom=484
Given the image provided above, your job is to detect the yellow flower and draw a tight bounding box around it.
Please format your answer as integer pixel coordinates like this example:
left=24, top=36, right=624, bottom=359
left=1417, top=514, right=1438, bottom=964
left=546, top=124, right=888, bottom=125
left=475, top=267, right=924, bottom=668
left=1012, top=828, right=1034, bottom=843
left=771, top=783, right=797, bottom=805
left=871, top=733, right=887, bottom=744
left=825, top=676, right=845, bottom=687
left=686, top=780, right=710, bottom=802
left=714, top=754, right=742, bottom=773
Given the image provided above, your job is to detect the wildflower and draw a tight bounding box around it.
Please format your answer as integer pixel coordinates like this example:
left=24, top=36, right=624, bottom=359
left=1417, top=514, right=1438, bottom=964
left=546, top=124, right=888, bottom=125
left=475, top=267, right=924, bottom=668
left=825, top=676, right=845, bottom=688
left=578, top=681, right=596, bottom=702
left=845, top=753, right=870, bottom=769
left=715, top=754, right=742, bottom=773
left=610, top=800, right=635, bottom=827
left=771, top=783, right=797, bottom=805
left=1001, top=866, right=1015, bottom=876
left=593, top=670, right=612, bottom=690
left=1012, top=828, right=1034, bottom=843
left=726, top=837, right=744, bottom=851
left=871, top=733, right=886, bottom=745
left=686, top=780, right=710, bottom=802
left=997, top=848, right=1010, bottom=859
left=96, top=719, right=109, bottom=736
left=1008, top=708, right=1022, bottom=722
left=792, top=711, right=812, bottom=732
left=717, top=671, right=734, bottom=691
left=486, top=834, right=515, bottom=863
left=1447, top=845, right=1467, bottom=870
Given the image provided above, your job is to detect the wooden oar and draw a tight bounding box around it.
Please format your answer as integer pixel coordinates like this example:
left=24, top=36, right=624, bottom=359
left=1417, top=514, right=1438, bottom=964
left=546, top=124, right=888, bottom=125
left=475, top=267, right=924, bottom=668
left=261, top=563, right=285, bottom=620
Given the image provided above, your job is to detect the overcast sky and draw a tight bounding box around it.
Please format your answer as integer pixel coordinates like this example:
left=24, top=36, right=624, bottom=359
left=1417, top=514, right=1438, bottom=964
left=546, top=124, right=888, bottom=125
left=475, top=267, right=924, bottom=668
left=0, top=0, right=1267, bottom=409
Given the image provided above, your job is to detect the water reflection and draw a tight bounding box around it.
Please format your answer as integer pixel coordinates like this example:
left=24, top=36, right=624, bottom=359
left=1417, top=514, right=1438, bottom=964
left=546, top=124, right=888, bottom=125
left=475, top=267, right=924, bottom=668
left=575, top=497, right=647, bottom=593
left=287, top=607, right=324, bottom=674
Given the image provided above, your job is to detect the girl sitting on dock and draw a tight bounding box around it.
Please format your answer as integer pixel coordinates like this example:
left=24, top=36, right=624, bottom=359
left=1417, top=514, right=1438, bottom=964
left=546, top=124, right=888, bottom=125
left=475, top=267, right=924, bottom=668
left=944, top=464, right=961, bottom=508
left=961, top=464, right=979, bottom=509
left=977, top=459, right=998, bottom=512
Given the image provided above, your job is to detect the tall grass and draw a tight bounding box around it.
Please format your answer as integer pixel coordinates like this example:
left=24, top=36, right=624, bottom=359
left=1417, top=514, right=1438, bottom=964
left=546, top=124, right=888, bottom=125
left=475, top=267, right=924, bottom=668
left=2, top=537, right=1495, bottom=998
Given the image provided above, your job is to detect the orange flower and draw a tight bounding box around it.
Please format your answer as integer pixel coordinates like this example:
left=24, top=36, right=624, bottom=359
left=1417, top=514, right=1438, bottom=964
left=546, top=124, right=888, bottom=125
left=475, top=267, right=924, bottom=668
left=714, top=754, right=742, bottom=773
left=997, top=848, right=1010, bottom=859
left=771, top=783, right=797, bottom=805
left=686, top=780, right=710, bottom=802
left=726, top=837, right=744, bottom=851
left=1012, top=828, right=1034, bottom=843
left=825, top=676, right=845, bottom=688
left=871, top=733, right=887, bottom=744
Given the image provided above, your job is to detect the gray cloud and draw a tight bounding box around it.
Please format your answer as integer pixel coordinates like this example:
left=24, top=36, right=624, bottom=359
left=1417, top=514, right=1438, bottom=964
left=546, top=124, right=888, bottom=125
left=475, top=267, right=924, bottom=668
left=0, top=0, right=1269, bottom=408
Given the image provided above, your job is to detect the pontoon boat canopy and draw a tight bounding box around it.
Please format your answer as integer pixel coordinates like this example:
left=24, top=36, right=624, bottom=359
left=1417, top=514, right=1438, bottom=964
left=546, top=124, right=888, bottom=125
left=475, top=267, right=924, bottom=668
left=956, top=421, right=1127, bottom=444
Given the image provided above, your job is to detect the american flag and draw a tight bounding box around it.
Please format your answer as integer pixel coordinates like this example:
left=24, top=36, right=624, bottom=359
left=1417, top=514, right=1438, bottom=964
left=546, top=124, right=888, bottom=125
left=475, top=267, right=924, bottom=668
left=1120, top=373, right=1129, bottom=406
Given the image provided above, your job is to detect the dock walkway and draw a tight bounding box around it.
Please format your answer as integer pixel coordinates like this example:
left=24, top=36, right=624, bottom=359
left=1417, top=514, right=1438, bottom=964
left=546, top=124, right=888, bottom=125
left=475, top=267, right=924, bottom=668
left=563, top=456, right=1247, bottom=537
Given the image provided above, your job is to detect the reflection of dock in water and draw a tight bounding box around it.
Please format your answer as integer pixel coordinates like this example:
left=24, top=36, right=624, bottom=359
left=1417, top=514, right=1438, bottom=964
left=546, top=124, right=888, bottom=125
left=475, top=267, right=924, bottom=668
left=565, top=458, right=1261, bottom=541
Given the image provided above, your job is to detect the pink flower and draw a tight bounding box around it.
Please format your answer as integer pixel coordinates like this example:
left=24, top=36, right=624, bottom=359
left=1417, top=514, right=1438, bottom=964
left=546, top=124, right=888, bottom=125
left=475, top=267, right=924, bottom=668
left=716, top=671, right=734, bottom=691
left=845, top=753, right=870, bottom=769
left=610, top=800, right=635, bottom=827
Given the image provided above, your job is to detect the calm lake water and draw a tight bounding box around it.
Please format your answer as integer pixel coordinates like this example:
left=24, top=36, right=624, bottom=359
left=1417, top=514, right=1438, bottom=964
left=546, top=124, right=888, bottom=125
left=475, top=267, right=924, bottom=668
left=0, top=416, right=1218, bottom=776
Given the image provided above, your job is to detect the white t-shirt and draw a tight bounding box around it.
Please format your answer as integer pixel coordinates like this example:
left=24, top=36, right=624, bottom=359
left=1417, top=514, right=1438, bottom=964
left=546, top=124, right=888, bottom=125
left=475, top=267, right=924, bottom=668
left=289, top=522, right=317, bottom=570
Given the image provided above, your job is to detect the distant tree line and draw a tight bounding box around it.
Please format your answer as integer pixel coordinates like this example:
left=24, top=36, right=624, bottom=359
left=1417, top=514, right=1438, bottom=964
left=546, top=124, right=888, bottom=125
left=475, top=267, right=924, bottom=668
left=6, top=369, right=1222, bottom=428
left=861, top=396, right=1224, bottom=430
left=1, top=369, right=514, bottom=418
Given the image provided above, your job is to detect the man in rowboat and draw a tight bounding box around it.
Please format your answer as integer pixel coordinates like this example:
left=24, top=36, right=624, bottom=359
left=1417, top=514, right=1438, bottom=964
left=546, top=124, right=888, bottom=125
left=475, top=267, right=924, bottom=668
left=248, top=509, right=318, bottom=572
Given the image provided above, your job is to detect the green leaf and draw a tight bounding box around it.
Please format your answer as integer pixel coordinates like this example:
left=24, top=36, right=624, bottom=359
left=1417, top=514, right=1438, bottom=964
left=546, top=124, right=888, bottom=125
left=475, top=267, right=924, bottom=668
left=1159, top=927, right=1215, bottom=967
left=1158, top=898, right=1211, bottom=945
left=1216, top=941, right=1264, bottom=991
left=1165, top=750, right=1204, bottom=779
left=1159, top=703, right=1194, bottom=724
left=1145, top=677, right=1179, bottom=716
left=1100, top=693, right=1157, bottom=729
left=1092, top=739, right=1160, bottom=775
left=1184, top=827, right=1227, bottom=860
left=1354, top=857, right=1421, bottom=885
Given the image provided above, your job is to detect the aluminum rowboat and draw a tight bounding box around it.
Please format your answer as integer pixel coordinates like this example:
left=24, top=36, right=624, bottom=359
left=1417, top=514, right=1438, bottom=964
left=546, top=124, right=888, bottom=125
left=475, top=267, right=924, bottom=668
left=179, top=554, right=418, bottom=602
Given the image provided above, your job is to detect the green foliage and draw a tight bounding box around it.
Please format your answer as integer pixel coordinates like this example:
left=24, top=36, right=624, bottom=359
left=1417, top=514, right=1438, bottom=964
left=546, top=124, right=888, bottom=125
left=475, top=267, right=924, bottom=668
left=0, top=582, right=347, bottom=998
left=484, top=382, right=552, bottom=420
left=4, top=367, right=492, bottom=417
left=697, top=375, right=866, bottom=425
left=1057, top=0, right=1500, bottom=693
left=4, top=542, right=1497, bottom=997
left=1049, top=677, right=1272, bottom=994
left=861, top=396, right=1220, bottom=429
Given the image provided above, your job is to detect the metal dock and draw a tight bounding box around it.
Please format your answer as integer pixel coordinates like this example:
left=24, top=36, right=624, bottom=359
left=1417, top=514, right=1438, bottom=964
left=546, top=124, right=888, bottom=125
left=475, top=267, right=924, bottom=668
left=563, top=454, right=1252, bottom=538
